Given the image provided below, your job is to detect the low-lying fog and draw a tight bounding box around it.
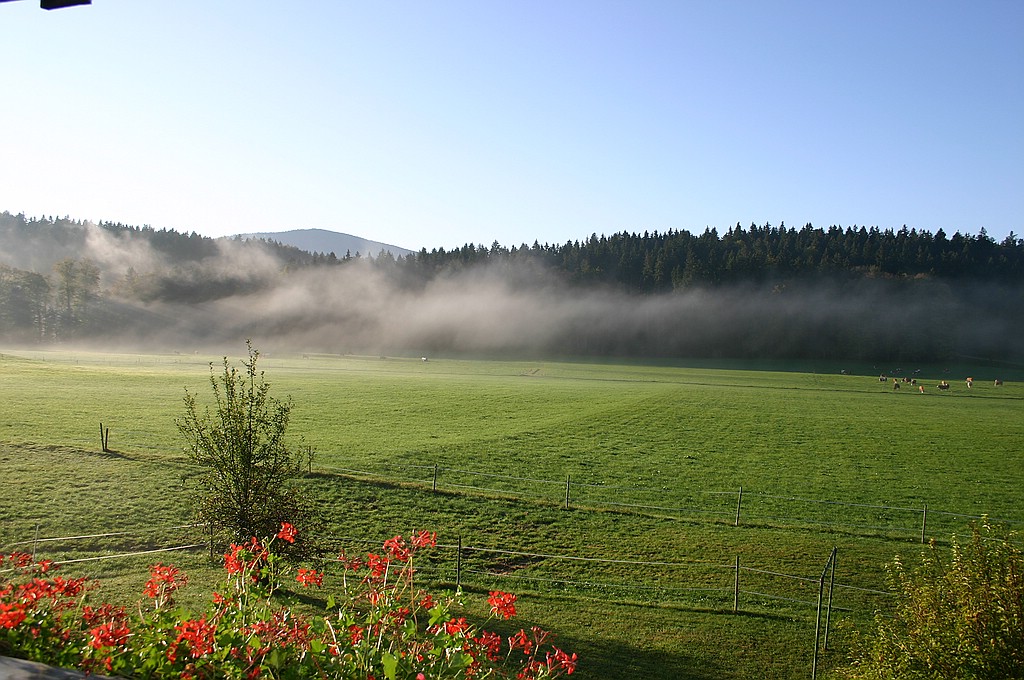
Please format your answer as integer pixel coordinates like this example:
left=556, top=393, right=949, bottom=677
left=3, top=222, right=1021, bottom=364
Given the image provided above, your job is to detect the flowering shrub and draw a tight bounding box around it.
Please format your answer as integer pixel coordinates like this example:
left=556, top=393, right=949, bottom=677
left=0, top=526, right=577, bottom=679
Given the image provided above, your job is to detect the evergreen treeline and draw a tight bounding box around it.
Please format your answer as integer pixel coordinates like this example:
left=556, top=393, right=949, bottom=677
left=1, top=211, right=1022, bottom=363
left=412, top=223, right=1023, bottom=292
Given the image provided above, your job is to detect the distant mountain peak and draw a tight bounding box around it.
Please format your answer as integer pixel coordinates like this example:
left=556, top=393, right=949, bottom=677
left=234, top=229, right=413, bottom=259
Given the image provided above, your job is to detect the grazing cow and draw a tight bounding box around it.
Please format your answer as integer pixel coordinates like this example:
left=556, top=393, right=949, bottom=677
left=918, top=385, right=925, bottom=393
left=938, top=381, right=950, bottom=391
left=893, top=379, right=900, bottom=391
left=995, top=378, right=1004, bottom=386
left=966, top=377, right=973, bottom=388
left=879, top=375, right=888, bottom=382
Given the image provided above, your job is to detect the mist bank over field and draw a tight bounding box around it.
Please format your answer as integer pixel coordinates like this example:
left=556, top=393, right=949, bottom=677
left=2, top=212, right=1022, bottom=363
left=72, top=259, right=1024, bottom=365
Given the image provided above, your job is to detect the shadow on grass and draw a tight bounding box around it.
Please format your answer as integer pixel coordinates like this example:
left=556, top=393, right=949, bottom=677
left=276, top=584, right=729, bottom=680
left=549, top=629, right=726, bottom=680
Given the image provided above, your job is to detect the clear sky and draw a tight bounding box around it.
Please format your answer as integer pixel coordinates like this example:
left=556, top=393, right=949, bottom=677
left=2, top=1, right=1021, bottom=251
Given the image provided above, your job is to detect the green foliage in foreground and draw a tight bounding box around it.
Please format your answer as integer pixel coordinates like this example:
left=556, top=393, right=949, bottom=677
left=178, top=343, right=319, bottom=552
left=841, top=522, right=1023, bottom=680
left=1, top=530, right=577, bottom=679
left=1, top=349, right=1022, bottom=679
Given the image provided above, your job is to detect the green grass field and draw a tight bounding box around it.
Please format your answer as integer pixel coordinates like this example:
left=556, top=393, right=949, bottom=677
left=2, top=348, right=1022, bottom=679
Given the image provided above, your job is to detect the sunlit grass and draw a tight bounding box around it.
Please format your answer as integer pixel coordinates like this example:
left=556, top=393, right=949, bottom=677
left=1, top=348, right=1021, bottom=679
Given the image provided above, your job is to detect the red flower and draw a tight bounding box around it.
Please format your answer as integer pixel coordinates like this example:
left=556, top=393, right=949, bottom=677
left=295, top=568, right=323, bottom=588
left=0, top=603, right=27, bottom=630
left=547, top=647, right=578, bottom=675
left=88, top=621, right=130, bottom=650
left=509, top=629, right=533, bottom=655
left=143, top=564, right=186, bottom=602
left=383, top=536, right=410, bottom=562
left=349, top=624, right=364, bottom=644
left=365, top=553, right=389, bottom=580
left=224, top=538, right=269, bottom=580
left=276, top=523, right=297, bottom=543
left=9, top=553, right=33, bottom=568
left=224, top=545, right=244, bottom=575
left=411, top=530, right=437, bottom=549
left=173, top=617, right=217, bottom=658
left=487, top=590, right=517, bottom=620
left=475, top=630, right=502, bottom=661
left=388, top=606, right=411, bottom=627
left=442, top=617, right=469, bottom=637
left=337, top=551, right=363, bottom=572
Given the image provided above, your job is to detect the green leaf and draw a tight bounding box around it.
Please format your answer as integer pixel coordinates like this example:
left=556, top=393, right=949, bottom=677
left=381, top=651, right=398, bottom=680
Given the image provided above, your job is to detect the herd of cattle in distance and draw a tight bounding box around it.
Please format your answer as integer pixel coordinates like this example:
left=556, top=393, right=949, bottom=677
left=874, top=372, right=1004, bottom=393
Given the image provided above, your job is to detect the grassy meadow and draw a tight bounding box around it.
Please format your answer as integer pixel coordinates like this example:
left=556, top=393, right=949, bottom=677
left=1, top=348, right=1022, bottom=679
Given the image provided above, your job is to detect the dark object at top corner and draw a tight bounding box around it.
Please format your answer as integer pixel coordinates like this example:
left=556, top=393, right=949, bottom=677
left=41, top=0, right=92, bottom=9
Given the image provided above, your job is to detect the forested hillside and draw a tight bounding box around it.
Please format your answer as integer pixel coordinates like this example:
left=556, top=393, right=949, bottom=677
left=405, top=222, right=1022, bottom=289
left=2, top=211, right=1022, bottom=363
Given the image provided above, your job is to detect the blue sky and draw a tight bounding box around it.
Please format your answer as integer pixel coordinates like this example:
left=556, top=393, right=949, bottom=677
left=2, top=1, right=1021, bottom=251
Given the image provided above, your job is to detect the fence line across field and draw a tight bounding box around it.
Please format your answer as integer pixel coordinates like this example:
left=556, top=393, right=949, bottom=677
left=26, top=437, right=1023, bottom=544
left=55, top=544, right=207, bottom=565
left=315, top=460, right=1020, bottom=542
left=2, top=523, right=201, bottom=549
left=59, top=424, right=1023, bottom=541
left=6, top=521, right=890, bottom=610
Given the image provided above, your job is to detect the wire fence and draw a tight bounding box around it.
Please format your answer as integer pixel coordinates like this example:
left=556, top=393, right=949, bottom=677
left=1, top=521, right=894, bottom=624
left=38, top=410, right=1024, bottom=545
left=310, top=460, right=1020, bottom=545
left=0, top=520, right=912, bottom=680
left=34, top=418, right=1023, bottom=546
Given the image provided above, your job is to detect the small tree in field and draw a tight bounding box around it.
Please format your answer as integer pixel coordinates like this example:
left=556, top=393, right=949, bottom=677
left=178, top=342, right=313, bottom=551
left=842, top=521, right=1024, bottom=679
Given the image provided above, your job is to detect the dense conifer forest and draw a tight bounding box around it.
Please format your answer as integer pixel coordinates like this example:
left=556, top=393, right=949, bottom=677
left=2, top=211, right=1022, bottom=363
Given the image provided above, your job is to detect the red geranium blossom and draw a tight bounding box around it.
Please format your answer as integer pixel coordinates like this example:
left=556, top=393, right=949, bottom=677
left=295, top=568, right=323, bottom=588
left=0, top=603, right=27, bottom=630
left=488, top=590, right=517, bottom=620
left=172, top=617, right=217, bottom=659
left=276, top=523, right=298, bottom=544
left=88, top=621, right=130, bottom=650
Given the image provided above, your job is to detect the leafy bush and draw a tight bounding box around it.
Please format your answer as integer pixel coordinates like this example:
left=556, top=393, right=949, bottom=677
left=178, top=342, right=321, bottom=555
left=0, top=525, right=577, bottom=679
left=842, top=521, right=1023, bottom=679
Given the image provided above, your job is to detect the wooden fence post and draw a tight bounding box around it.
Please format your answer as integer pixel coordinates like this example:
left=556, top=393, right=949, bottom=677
left=823, top=547, right=837, bottom=652
left=565, top=475, right=571, bottom=510
left=920, top=503, right=928, bottom=544
left=99, top=422, right=110, bottom=452
left=812, top=547, right=837, bottom=680
left=432, top=464, right=438, bottom=492
left=735, top=486, right=743, bottom=526
left=209, top=523, right=214, bottom=561
left=456, top=535, right=462, bottom=588
left=733, top=554, right=740, bottom=613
